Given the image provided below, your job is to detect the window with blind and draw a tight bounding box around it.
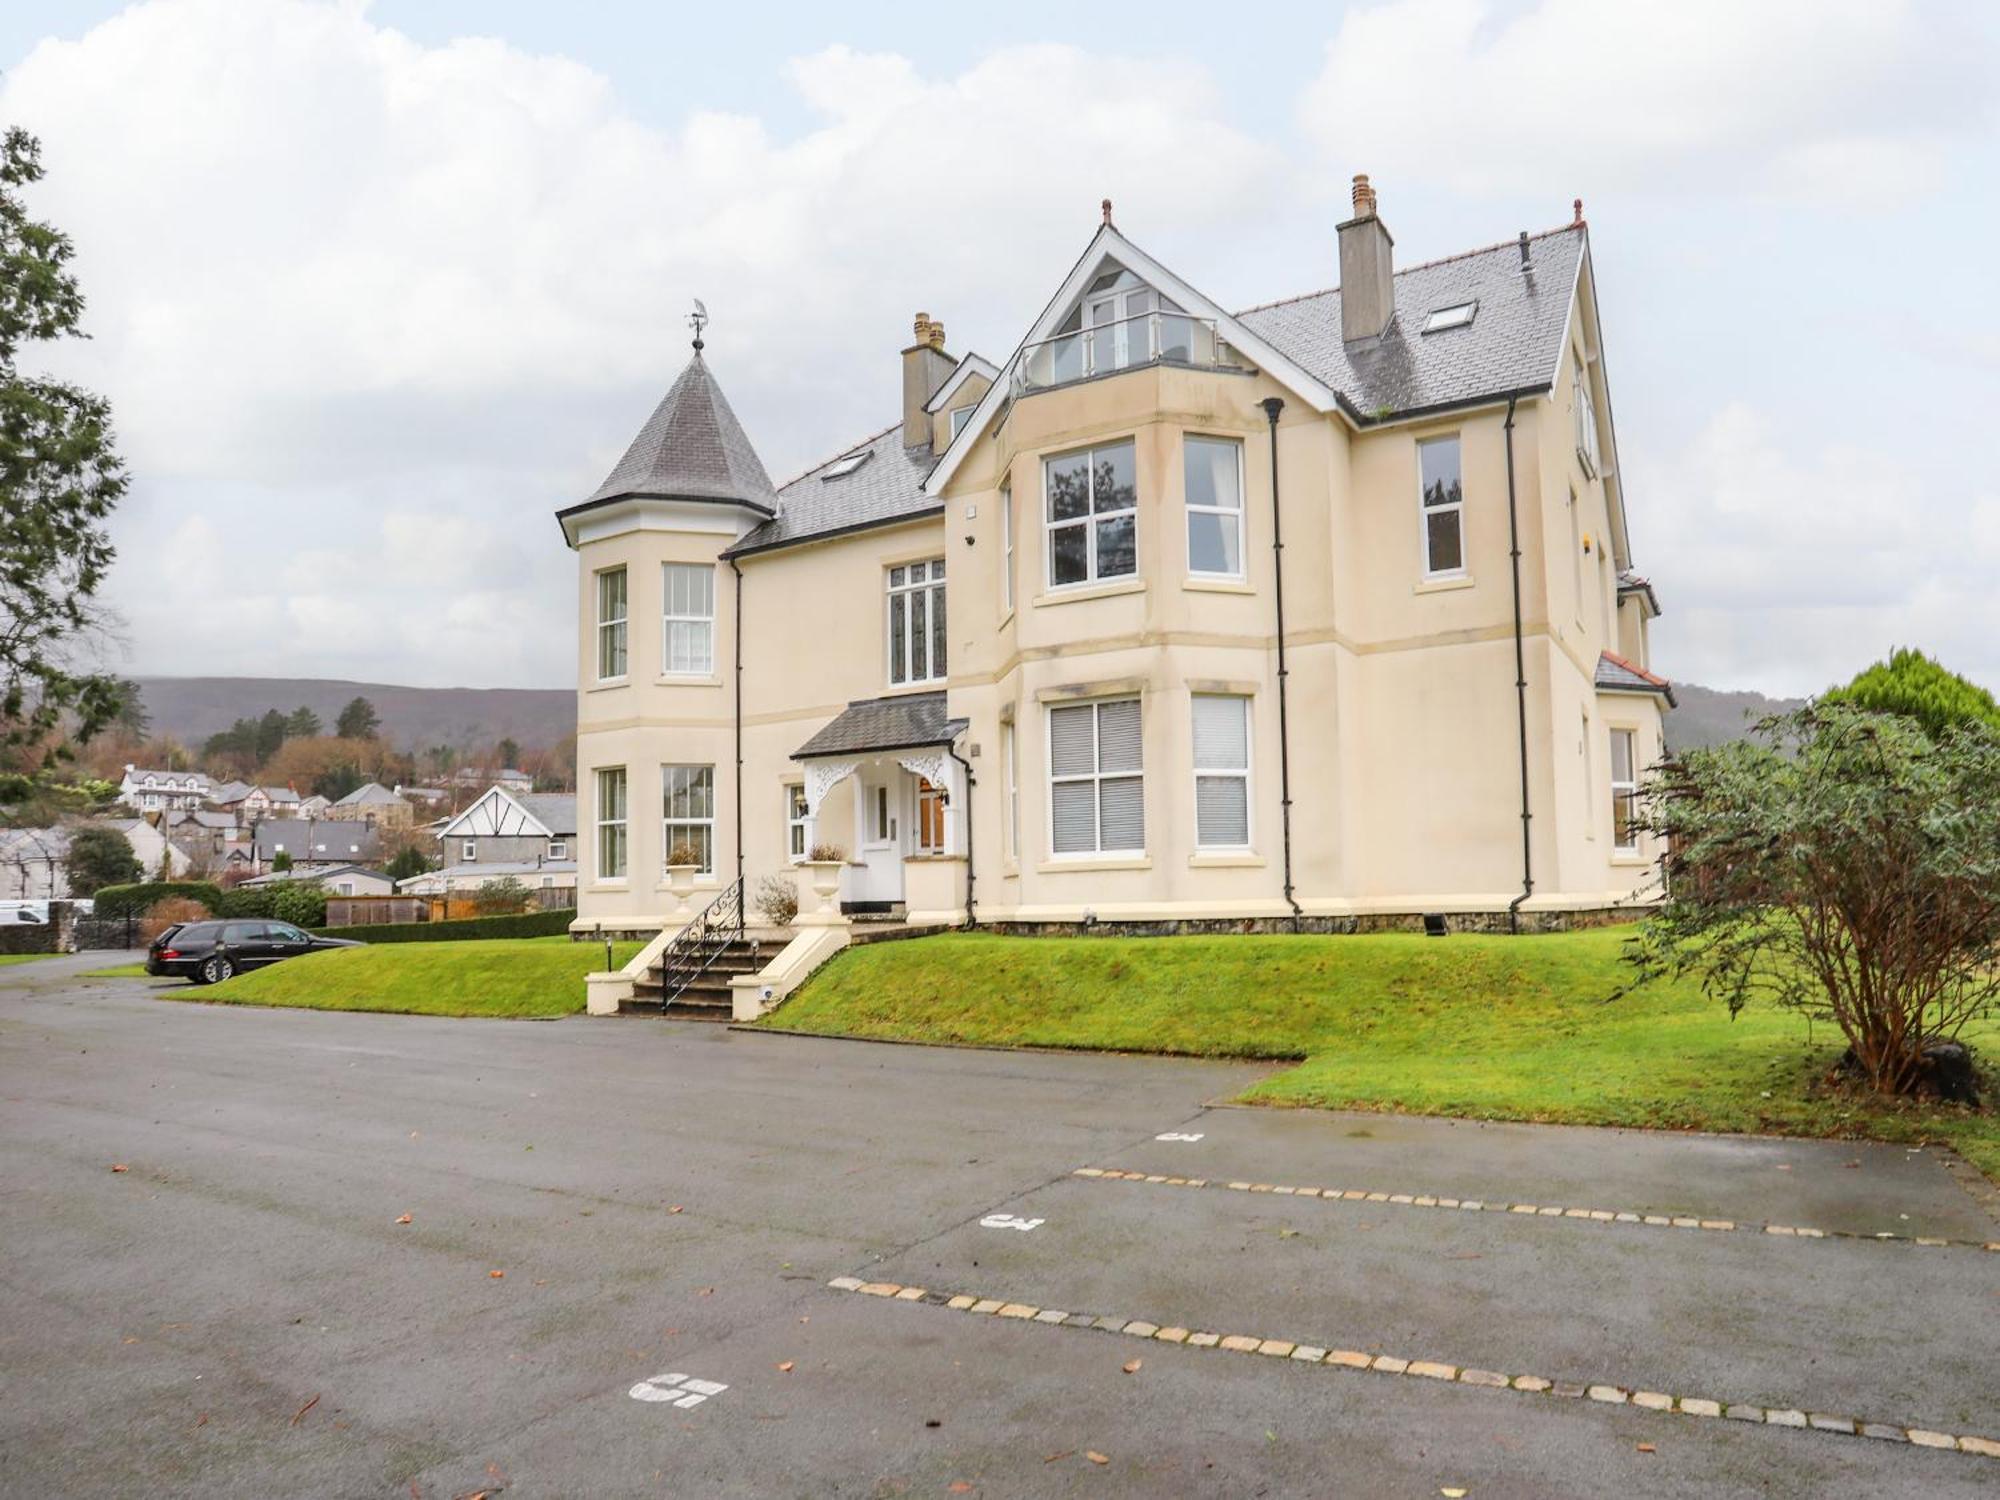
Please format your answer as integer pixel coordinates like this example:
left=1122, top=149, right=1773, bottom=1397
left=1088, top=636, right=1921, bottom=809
left=1610, top=729, right=1638, bottom=851
left=1048, top=698, right=1144, bottom=855
left=661, top=563, right=715, bottom=675
left=594, top=766, right=627, bottom=879
left=888, top=559, right=947, bottom=685
left=1191, top=695, right=1251, bottom=847
left=596, top=567, right=628, bottom=680
left=661, top=764, right=715, bottom=874
left=1045, top=440, right=1137, bottom=587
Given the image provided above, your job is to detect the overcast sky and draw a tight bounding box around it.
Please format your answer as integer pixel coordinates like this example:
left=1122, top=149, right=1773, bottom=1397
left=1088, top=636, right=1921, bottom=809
left=2, top=0, right=1995, bottom=695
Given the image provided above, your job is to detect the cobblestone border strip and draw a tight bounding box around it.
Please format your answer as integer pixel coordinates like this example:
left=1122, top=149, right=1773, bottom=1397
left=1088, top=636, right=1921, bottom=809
left=1069, top=1168, right=2000, bottom=1253
left=825, top=1276, right=2000, bottom=1461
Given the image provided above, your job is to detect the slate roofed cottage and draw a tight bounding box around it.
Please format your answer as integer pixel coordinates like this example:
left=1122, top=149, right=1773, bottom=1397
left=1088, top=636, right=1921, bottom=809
left=560, top=180, right=1669, bottom=943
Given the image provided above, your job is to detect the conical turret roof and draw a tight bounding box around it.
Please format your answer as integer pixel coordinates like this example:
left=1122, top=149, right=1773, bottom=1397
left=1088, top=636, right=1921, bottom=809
left=577, top=353, right=779, bottom=515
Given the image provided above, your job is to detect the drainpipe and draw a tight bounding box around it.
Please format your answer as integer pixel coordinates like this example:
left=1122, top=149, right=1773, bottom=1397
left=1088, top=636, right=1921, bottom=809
left=1259, top=397, right=1303, bottom=925
left=947, top=743, right=977, bottom=928
left=1503, top=396, right=1534, bottom=933
left=729, top=556, right=745, bottom=897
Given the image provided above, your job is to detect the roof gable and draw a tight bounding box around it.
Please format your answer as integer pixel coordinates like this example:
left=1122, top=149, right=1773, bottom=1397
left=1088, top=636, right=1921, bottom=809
left=440, top=786, right=555, bottom=839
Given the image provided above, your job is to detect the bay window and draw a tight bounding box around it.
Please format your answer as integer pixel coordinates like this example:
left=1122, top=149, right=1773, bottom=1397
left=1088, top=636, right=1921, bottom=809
left=1191, top=695, right=1251, bottom=847
left=1610, top=729, right=1638, bottom=851
left=1046, top=439, right=1136, bottom=588
left=594, top=766, right=627, bottom=879
left=661, top=563, right=715, bottom=675
left=661, top=764, right=715, bottom=875
left=1184, top=436, right=1244, bottom=578
left=596, top=567, right=628, bottom=680
left=1049, top=698, right=1144, bottom=855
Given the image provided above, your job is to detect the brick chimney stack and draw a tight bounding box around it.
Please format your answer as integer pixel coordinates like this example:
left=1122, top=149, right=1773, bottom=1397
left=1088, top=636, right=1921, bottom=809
left=1337, top=172, right=1396, bottom=344
left=903, top=312, right=957, bottom=449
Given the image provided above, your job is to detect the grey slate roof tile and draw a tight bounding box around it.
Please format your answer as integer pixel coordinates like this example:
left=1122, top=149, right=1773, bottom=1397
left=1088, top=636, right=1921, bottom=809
left=572, top=353, right=779, bottom=516
left=515, top=793, right=578, bottom=836
left=729, top=424, right=938, bottom=557
left=1236, top=226, right=1584, bottom=419
left=793, top=690, right=966, bottom=759
left=1596, top=650, right=1676, bottom=707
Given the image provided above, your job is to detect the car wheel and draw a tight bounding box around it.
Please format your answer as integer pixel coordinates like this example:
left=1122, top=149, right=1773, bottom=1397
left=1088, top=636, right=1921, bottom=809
left=200, top=955, right=235, bottom=985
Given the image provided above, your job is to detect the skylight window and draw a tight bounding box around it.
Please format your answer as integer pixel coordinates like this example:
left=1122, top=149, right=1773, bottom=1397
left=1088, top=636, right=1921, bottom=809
left=1422, top=301, right=1478, bottom=334
left=820, top=449, right=873, bottom=480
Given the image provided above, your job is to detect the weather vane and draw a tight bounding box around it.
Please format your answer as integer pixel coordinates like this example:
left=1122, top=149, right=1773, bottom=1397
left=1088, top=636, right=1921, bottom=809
left=688, top=298, right=709, bottom=352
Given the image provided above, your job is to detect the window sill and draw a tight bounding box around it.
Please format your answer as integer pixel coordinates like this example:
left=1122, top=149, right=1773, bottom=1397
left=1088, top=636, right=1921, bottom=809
left=1414, top=574, right=1474, bottom=595
left=997, top=607, right=1016, bottom=630
left=1189, top=850, right=1265, bottom=868
left=587, top=879, right=629, bottom=891
left=1034, top=578, right=1146, bottom=608
left=1610, top=851, right=1650, bottom=867
left=655, top=674, right=723, bottom=688
left=586, top=678, right=631, bottom=693
left=1184, top=576, right=1252, bottom=595
left=1036, top=854, right=1151, bottom=873
left=883, top=678, right=949, bottom=695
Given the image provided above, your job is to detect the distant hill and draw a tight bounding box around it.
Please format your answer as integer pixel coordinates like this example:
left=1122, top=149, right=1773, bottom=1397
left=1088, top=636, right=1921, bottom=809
left=1666, top=683, right=1807, bottom=752
left=133, top=677, right=573, bottom=753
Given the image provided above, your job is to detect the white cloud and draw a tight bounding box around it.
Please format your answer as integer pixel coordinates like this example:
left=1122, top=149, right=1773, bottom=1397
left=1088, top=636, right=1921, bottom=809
left=0, top=0, right=1280, bottom=690
left=1643, top=403, right=2000, bottom=694
left=1298, top=0, right=1989, bottom=201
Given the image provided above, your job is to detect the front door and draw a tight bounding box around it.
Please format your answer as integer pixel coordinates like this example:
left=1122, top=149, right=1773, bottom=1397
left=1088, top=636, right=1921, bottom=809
left=850, top=769, right=905, bottom=908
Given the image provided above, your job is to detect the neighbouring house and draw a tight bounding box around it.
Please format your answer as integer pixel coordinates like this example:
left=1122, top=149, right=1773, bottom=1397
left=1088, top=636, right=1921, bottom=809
left=210, top=782, right=304, bottom=819
left=448, top=766, right=533, bottom=796
left=297, top=794, right=332, bottom=820
left=238, top=863, right=395, bottom=897
left=0, top=819, right=188, bottom=898
left=397, top=786, right=577, bottom=900
left=118, top=765, right=214, bottom=813
left=560, top=179, right=1670, bottom=937
left=250, top=818, right=382, bottom=875
left=324, top=781, right=415, bottom=828
left=165, top=809, right=252, bottom=872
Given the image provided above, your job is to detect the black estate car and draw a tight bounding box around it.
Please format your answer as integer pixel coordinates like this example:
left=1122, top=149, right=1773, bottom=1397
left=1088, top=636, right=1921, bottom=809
left=147, top=919, right=363, bottom=984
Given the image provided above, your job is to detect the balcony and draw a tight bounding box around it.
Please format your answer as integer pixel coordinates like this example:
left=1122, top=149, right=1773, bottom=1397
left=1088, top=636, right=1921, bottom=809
left=1013, top=309, right=1245, bottom=396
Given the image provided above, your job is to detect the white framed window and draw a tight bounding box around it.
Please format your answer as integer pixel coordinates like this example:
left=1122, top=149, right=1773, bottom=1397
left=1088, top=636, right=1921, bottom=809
left=1048, top=698, right=1144, bottom=855
left=596, top=567, right=628, bottom=680
left=1574, top=352, right=1600, bottom=474
left=1003, top=721, right=1019, bottom=861
left=1000, top=483, right=1014, bottom=612
left=460, top=839, right=476, bottom=862
left=949, top=405, right=976, bottom=438
left=887, top=558, right=947, bottom=685
left=1184, top=435, right=1243, bottom=578
left=547, top=840, right=566, bottom=860
left=1191, top=695, right=1251, bottom=848
left=594, top=767, right=627, bottom=879
left=1610, top=728, right=1639, bottom=851
left=1418, top=435, right=1464, bottom=578
left=661, top=764, right=715, bottom=875
left=786, top=784, right=808, bottom=860
left=661, top=563, right=715, bottom=675
left=1045, top=440, right=1136, bottom=588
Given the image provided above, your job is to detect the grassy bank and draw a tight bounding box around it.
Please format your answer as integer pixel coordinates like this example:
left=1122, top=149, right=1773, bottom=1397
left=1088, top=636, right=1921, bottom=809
left=0, top=953, right=53, bottom=966
left=167, top=936, right=641, bottom=1019
left=759, top=927, right=2000, bottom=1178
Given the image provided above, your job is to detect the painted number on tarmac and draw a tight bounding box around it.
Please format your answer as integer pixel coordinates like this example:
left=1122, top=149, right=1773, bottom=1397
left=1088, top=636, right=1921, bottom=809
left=1155, top=1132, right=1205, bottom=1142
left=980, top=1213, right=1044, bottom=1232
left=629, top=1373, right=728, bottom=1408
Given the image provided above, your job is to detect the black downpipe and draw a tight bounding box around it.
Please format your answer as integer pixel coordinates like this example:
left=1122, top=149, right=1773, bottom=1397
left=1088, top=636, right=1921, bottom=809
left=1503, top=396, right=1534, bottom=933
left=729, top=557, right=745, bottom=895
left=1259, top=397, right=1303, bottom=924
left=947, top=744, right=977, bottom=928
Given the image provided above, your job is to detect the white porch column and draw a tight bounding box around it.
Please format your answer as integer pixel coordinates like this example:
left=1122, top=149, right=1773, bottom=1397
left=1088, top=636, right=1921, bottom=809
left=896, top=748, right=960, bottom=853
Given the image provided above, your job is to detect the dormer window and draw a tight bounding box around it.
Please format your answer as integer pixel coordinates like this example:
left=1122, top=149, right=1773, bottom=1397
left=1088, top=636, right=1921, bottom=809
left=1422, top=301, right=1477, bottom=334
left=1018, top=262, right=1219, bottom=392
left=821, top=450, right=872, bottom=480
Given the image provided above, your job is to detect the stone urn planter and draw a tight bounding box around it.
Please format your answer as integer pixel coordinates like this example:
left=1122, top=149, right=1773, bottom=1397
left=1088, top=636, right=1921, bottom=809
left=665, top=864, right=699, bottom=919
left=796, top=857, right=846, bottom=923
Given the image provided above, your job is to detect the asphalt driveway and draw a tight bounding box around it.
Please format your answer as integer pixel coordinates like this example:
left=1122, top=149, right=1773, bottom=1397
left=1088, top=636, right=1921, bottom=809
left=1, top=953, right=1995, bottom=1497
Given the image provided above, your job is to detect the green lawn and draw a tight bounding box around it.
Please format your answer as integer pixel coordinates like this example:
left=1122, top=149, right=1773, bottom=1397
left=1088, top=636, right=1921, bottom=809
left=164, top=936, right=642, bottom=1019
left=759, top=927, right=2000, bottom=1179
left=81, top=962, right=149, bottom=979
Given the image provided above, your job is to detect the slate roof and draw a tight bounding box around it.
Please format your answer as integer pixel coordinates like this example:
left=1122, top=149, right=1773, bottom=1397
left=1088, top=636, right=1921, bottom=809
left=251, top=819, right=382, bottom=862
left=728, top=423, right=938, bottom=558
left=1616, top=569, right=1661, bottom=617
left=1596, top=651, right=1676, bottom=708
left=239, top=863, right=389, bottom=888
left=515, top=793, right=578, bottom=837
left=565, top=353, right=779, bottom=519
left=333, top=781, right=402, bottom=807
left=1234, top=225, right=1585, bottom=421
left=793, top=690, right=967, bottom=759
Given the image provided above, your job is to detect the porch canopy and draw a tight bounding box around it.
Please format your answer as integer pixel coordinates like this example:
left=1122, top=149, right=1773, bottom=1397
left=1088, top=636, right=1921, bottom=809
left=792, top=690, right=969, bottom=857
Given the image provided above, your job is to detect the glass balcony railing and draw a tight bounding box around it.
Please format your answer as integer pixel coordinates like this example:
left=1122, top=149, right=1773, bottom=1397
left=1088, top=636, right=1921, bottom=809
left=1013, top=310, right=1242, bottom=395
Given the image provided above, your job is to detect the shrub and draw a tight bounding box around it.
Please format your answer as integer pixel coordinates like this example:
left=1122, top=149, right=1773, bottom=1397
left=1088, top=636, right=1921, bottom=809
left=92, top=881, right=222, bottom=918
left=270, top=881, right=327, bottom=929
left=316, top=908, right=576, bottom=944
left=215, top=888, right=276, bottom=918
left=1624, top=702, right=2000, bottom=1096
left=754, top=873, right=799, bottom=927
left=1824, top=648, right=2000, bottom=740
left=66, top=825, right=143, bottom=895
left=471, top=875, right=530, bottom=916
left=142, top=896, right=210, bottom=944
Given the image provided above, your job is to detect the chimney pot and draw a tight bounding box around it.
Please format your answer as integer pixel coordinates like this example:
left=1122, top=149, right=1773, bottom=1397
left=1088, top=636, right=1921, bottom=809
left=1101, top=197, right=1113, bottom=226
left=902, top=313, right=956, bottom=448
left=1351, top=173, right=1377, bottom=219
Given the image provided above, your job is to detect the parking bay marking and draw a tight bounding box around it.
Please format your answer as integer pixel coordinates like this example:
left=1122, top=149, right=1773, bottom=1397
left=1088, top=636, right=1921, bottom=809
left=629, top=1373, right=727, bottom=1408
left=980, top=1214, right=1044, bottom=1232
left=1155, top=1132, right=1205, bottom=1142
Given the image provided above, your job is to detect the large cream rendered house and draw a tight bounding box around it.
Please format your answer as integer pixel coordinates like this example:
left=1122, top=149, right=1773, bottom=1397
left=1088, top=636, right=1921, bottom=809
left=560, top=177, right=1670, bottom=949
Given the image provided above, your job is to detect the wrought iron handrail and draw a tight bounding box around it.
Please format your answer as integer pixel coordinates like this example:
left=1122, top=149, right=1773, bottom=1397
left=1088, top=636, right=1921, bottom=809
left=655, top=877, right=745, bottom=1010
